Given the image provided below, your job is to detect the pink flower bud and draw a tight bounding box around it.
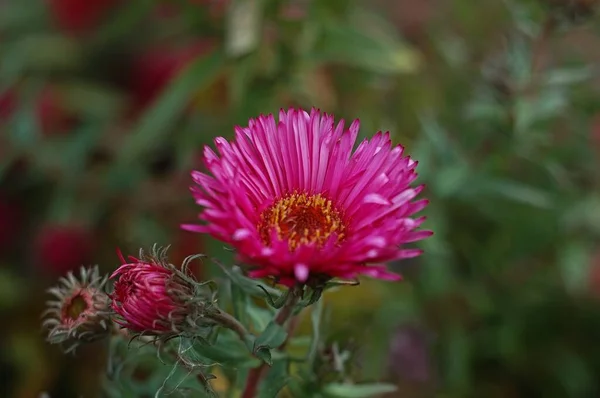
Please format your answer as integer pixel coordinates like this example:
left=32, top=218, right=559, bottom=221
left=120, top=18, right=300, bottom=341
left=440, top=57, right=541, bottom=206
left=110, top=247, right=215, bottom=336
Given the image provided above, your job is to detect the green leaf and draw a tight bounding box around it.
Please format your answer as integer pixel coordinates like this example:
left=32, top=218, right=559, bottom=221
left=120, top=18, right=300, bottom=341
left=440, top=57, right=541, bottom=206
left=433, top=163, right=471, bottom=198
left=4, top=35, right=82, bottom=72
left=307, top=296, right=324, bottom=366
left=8, top=92, right=40, bottom=147
left=506, top=34, right=533, bottom=87
left=230, top=284, right=248, bottom=326
left=178, top=334, right=257, bottom=370
left=513, top=91, right=567, bottom=134
left=0, top=268, right=23, bottom=310
left=62, top=82, right=125, bottom=119
left=418, top=114, right=460, bottom=163
left=464, top=98, right=506, bottom=123
left=114, top=49, right=226, bottom=166
left=310, top=8, right=420, bottom=74
left=0, top=149, right=19, bottom=180
left=215, top=262, right=281, bottom=298
left=258, top=285, right=287, bottom=309
left=435, top=34, right=468, bottom=68
left=255, top=321, right=288, bottom=349
left=504, top=0, right=546, bottom=38
left=561, top=195, right=600, bottom=234
left=478, top=179, right=554, bottom=208
left=558, top=241, right=592, bottom=294
left=551, top=349, right=594, bottom=398
left=543, top=66, right=596, bottom=87
left=245, top=299, right=275, bottom=331
left=257, top=358, right=290, bottom=398
left=194, top=343, right=260, bottom=369
left=254, top=346, right=273, bottom=365
left=0, top=0, right=45, bottom=32
left=322, top=383, right=397, bottom=397
left=229, top=52, right=259, bottom=106
left=253, top=321, right=288, bottom=366
left=445, top=326, right=470, bottom=391
left=323, top=278, right=360, bottom=289
left=155, top=360, right=216, bottom=398
left=94, top=0, right=155, bottom=42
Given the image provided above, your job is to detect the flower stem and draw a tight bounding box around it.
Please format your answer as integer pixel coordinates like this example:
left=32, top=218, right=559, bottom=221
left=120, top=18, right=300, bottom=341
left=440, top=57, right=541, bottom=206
left=209, top=308, right=251, bottom=341
left=241, top=284, right=304, bottom=398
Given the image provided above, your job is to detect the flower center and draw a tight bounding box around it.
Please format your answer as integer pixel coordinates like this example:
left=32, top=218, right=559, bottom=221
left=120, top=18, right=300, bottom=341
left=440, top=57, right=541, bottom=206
left=63, top=293, right=89, bottom=321
left=259, top=192, right=346, bottom=250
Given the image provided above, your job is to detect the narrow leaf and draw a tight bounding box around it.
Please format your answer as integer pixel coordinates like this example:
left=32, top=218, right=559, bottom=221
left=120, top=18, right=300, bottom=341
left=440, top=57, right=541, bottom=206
left=323, top=383, right=397, bottom=397
left=114, top=49, right=226, bottom=165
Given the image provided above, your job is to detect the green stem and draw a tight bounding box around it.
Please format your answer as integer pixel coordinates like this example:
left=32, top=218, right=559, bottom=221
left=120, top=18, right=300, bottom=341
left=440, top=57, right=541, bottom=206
left=241, top=285, right=304, bottom=398
left=209, top=308, right=251, bottom=342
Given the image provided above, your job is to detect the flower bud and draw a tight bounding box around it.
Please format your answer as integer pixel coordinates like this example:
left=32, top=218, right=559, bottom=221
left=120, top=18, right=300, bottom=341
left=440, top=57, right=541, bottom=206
left=42, top=266, right=111, bottom=353
left=110, top=247, right=216, bottom=337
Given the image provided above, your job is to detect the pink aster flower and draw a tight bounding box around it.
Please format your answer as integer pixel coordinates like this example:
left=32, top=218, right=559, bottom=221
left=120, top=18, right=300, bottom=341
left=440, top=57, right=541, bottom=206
left=110, top=247, right=215, bottom=336
left=183, top=108, right=431, bottom=285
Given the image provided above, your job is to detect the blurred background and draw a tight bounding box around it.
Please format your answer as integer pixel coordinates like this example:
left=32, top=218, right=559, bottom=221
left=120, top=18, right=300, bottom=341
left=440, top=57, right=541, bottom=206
left=2, top=0, right=600, bottom=397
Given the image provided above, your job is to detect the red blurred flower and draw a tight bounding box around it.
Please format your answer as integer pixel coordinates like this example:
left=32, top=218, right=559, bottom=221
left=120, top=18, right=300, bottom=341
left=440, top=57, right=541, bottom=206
left=35, top=224, right=94, bottom=276
left=46, top=0, right=121, bottom=35
left=110, top=248, right=207, bottom=335
left=171, top=227, right=206, bottom=280
left=0, top=89, right=16, bottom=120
left=0, top=86, right=76, bottom=135
left=128, top=41, right=216, bottom=114
left=183, top=108, right=431, bottom=286
left=36, top=86, right=78, bottom=136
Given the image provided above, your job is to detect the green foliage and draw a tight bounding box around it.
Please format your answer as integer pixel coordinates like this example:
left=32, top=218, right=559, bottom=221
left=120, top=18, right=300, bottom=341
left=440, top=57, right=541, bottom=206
left=321, top=383, right=398, bottom=398
left=252, top=321, right=288, bottom=365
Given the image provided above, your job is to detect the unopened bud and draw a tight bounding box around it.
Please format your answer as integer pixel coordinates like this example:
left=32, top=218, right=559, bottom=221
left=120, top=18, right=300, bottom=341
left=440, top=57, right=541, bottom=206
left=110, top=246, right=217, bottom=338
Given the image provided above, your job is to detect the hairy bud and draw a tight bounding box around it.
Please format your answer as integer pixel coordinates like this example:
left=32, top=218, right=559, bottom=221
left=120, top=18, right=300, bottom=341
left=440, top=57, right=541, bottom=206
left=110, top=246, right=218, bottom=339
left=42, top=266, right=111, bottom=353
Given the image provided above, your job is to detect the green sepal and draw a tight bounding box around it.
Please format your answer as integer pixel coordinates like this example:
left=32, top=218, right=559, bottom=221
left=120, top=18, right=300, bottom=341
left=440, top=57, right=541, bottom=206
left=258, top=285, right=288, bottom=309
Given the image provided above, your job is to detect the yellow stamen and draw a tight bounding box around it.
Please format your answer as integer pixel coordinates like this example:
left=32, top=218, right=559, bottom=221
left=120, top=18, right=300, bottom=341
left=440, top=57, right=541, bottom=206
left=258, top=192, right=346, bottom=251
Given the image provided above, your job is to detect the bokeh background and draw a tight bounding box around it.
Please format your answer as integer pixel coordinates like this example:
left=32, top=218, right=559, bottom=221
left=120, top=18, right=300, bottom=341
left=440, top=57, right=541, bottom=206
left=2, top=0, right=600, bottom=397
